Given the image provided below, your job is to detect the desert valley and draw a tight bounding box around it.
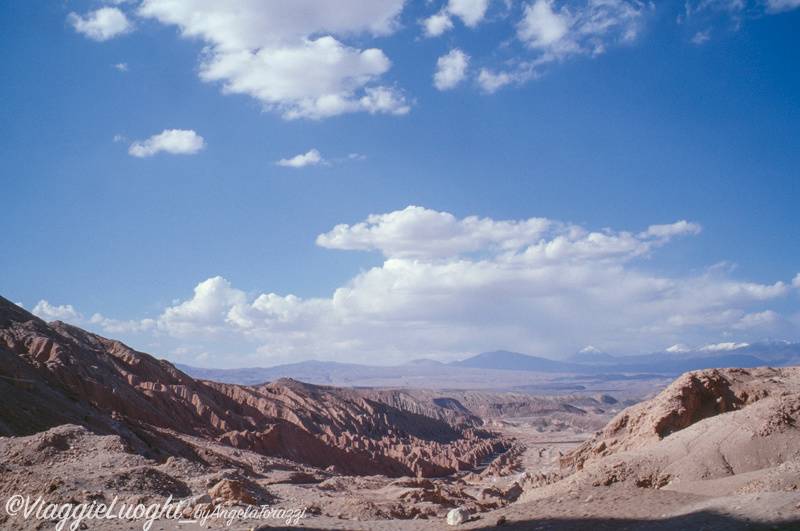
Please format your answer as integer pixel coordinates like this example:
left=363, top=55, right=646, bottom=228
left=1, top=293, right=799, bottom=530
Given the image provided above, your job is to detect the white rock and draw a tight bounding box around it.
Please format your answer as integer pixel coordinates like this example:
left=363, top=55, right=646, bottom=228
left=446, top=507, right=470, bottom=525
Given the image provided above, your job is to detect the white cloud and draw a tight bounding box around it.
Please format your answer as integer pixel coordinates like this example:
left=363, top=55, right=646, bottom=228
left=113, top=62, right=129, bottom=71
left=276, top=149, right=324, bottom=168
left=138, top=0, right=404, bottom=47
left=447, top=0, right=491, bottom=27
left=640, top=220, right=702, bottom=239
left=128, top=129, right=206, bottom=157
left=733, top=311, right=783, bottom=330
left=476, top=69, right=514, bottom=92
left=683, top=0, right=798, bottom=31
left=692, top=30, right=711, bottom=44
left=434, top=49, right=470, bottom=90
left=74, top=208, right=798, bottom=365
left=422, top=0, right=490, bottom=37
left=357, top=86, right=411, bottom=117
left=518, top=0, right=572, bottom=50
left=69, top=0, right=799, bottom=114
left=30, top=300, right=153, bottom=334
left=315, top=206, right=700, bottom=262
left=32, top=301, right=84, bottom=323
left=699, top=341, right=750, bottom=351
left=198, top=38, right=409, bottom=120
left=316, top=205, right=553, bottom=259
left=466, top=0, right=645, bottom=93
left=765, top=0, right=800, bottom=12
left=156, top=277, right=251, bottom=337
left=68, top=7, right=132, bottom=42
left=518, top=0, right=643, bottom=56
left=137, top=0, right=409, bottom=119
left=88, top=314, right=155, bottom=335
left=421, top=13, right=454, bottom=37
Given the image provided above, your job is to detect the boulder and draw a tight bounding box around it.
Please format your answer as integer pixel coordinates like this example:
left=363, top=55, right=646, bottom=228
left=208, top=479, right=257, bottom=505
left=446, top=507, right=470, bottom=525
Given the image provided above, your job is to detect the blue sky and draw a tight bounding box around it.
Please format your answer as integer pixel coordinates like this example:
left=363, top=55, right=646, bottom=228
left=2, top=0, right=799, bottom=367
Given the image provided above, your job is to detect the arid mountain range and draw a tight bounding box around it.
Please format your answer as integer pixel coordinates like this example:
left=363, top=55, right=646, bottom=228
left=1, top=293, right=799, bottom=530
left=176, top=341, right=800, bottom=388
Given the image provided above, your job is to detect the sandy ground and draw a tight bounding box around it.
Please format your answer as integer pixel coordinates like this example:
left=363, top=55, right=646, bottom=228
left=13, top=484, right=796, bottom=531
left=3, top=420, right=799, bottom=531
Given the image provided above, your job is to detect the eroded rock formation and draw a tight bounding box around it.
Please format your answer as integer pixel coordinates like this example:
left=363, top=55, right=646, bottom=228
left=0, top=295, right=510, bottom=478
left=546, top=366, right=800, bottom=494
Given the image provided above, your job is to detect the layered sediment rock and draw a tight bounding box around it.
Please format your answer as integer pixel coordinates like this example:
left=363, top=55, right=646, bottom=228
left=0, top=295, right=510, bottom=478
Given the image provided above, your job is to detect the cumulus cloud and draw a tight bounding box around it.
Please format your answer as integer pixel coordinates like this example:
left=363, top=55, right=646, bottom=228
left=447, top=0, right=491, bottom=27
left=32, top=300, right=83, bottom=323
left=68, top=7, right=132, bottom=42
left=476, top=69, right=512, bottom=92
left=72, top=207, right=798, bottom=365
left=276, top=149, right=325, bottom=168
left=70, top=0, right=800, bottom=112
left=30, top=300, right=153, bottom=335
left=156, top=277, right=251, bottom=337
left=421, top=12, right=455, bottom=37
left=137, top=0, right=404, bottom=47
left=434, top=49, right=470, bottom=90
left=518, top=0, right=572, bottom=50
left=88, top=314, right=155, bottom=335
left=137, top=0, right=409, bottom=119
left=315, top=206, right=699, bottom=262
left=422, top=0, right=490, bottom=36
left=733, top=310, right=784, bottom=330
left=128, top=129, right=206, bottom=157
left=316, top=206, right=552, bottom=259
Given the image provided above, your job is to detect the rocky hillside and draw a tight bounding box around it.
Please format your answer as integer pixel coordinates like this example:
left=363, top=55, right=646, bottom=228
left=546, top=366, right=800, bottom=493
left=0, top=295, right=509, bottom=478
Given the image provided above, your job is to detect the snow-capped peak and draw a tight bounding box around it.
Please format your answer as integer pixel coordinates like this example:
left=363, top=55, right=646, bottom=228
left=666, top=344, right=691, bottom=353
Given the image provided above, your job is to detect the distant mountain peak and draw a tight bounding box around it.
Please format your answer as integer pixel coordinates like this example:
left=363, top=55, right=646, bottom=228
left=754, top=338, right=792, bottom=347
left=666, top=344, right=691, bottom=353
left=567, top=346, right=616, bottom=365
